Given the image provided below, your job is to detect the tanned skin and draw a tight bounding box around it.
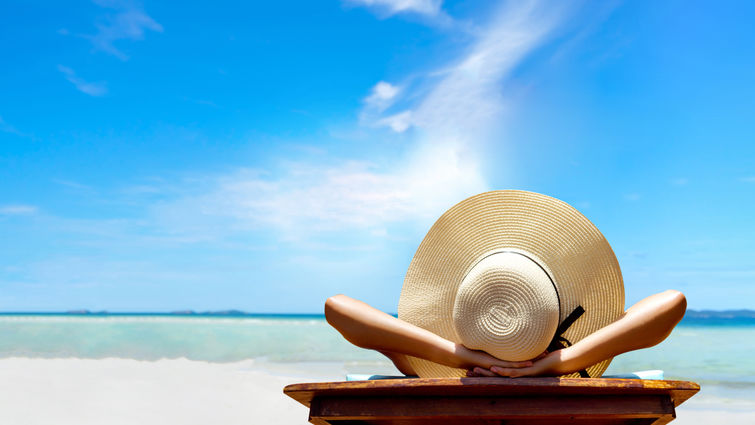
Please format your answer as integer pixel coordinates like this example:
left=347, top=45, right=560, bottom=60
left=325, top=290, right=687, bottom=377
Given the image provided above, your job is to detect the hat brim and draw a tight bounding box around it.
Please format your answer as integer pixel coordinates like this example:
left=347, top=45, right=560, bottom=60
left=398, top=190, right=624, bottom=378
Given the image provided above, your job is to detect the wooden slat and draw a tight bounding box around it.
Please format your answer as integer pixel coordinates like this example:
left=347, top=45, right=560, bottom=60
left=282, top=377, right=698, bottom=425
left=320, top=419, right=663, bottom=425
left=284, top=377, right=699, bottom=408
left=311, top=395, right=674, bottom=419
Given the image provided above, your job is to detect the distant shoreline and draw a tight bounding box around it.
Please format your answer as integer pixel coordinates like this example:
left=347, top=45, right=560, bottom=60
left=0, top=309, right=754, bottom=321
left=0, top=311, right=326, bottom=318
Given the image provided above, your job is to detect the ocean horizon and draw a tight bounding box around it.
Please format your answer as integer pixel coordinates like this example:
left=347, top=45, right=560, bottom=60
left=3, top=313, right=753, bottom=425
left=2, top=312, right=753, bottom=382
left=3, top=309, right=755, bottom=419
left=2, top=308, right=754, bottom=318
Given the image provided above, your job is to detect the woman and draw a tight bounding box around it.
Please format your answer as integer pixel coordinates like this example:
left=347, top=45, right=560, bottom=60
left=323, top=191, right=688, bottom=378
left=324, top=289, right=686, bottom=377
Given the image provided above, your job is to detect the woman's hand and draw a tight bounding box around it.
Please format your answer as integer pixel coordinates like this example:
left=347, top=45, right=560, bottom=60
left=326, top=294, right=535, bottom=373
left=468, top=290, right=689, bottom=378
left=327, top=290, right=687, bottom=378
left=466, top=350, right=559, bottom=378
left=455, top=344, right=535, bottom=371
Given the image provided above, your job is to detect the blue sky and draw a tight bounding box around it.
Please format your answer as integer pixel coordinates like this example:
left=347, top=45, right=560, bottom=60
left=1, top=0, right=754, bottom=312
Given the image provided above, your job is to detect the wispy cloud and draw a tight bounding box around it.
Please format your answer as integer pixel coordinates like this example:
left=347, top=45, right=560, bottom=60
left=364, top=81, right=400, bottom=112
left=58, top=65, right=108, bottom=96
left=33, top=1, right=573, bottom=248
left=150, top=148, right=487, bottom=240
left=347, top=0, right=444, bottom=17
left=360, top=81, right=410, bottom=132
left=88, top=0, right=163, bottom=61
left=48, top=1, right=569, bottom=244
left=361, top=1, right=568, bottom=141
left=740, top=176, right=755, bottom=183
left=377, top=111, right=412, bottom=133
left=624, top=193, right=641, bottom=202
left=671, top=177, right=688, bottom=186
left=0, top=205, right=38, bottom=216
left=0, top=116, right=34, bottom=139
left=52, top=179, right=96, bottom=193
left=411, top=2, right=566, bottom=138
left=144, top=1, right=570, bottom=241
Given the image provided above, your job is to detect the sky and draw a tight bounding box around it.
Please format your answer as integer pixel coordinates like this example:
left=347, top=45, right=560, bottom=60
left=1, top=0, right=754, bottom=313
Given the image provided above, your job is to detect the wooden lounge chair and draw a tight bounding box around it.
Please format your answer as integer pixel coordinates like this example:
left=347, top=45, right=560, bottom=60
left=284, top=376, right=699, bottom=424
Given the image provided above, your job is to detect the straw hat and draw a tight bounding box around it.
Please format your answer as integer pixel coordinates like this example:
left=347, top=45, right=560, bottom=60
left=398, top=190, right=624, bottom=378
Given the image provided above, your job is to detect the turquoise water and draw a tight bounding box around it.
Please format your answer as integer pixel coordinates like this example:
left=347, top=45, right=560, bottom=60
left=0, top=315, right=377, bottom=363
left=1, top=315, right=753, bottom=390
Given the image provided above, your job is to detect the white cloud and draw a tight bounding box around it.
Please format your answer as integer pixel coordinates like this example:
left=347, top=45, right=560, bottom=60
left=348, top=0, right=443, bottom=17
left=377, top=110, right=412, bottom=133
left=412, top=1, right=565, bottom=138
left=362, top=1, right=566, bottom=138
left=0, top=205, right=38, bottom=215
left=58, top=65, right=108, bottom=97
left=148, top=1, right=569, bottom=241
left=89, top=0, right=163, bottom=60
left=153, top=143, right=487, bottom=239
left=364, top=81, right=401, bottom=112
left=361, top=81, right=407, bottom=131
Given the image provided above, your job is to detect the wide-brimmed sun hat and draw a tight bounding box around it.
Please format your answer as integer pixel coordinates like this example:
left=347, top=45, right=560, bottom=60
left=398, top=190, right=625, bottom=378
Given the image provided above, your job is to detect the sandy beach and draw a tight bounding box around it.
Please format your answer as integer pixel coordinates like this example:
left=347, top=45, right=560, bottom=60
left=1, top=358, right=752, bottom=425
left=0, top=358, right=313, bottom=425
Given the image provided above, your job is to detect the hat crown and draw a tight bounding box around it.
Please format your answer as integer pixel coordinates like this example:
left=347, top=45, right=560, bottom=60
left=452, top=251, right=560, bottom=361
left=398, top=190, right=624, bottom=378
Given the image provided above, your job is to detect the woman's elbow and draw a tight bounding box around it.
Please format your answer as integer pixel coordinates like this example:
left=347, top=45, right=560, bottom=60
left=324, top=294, right=356, bottom=329
left=324, top=294, right=371, bottom=348
left=648, top=290, right=687, bottom=347
left=664, top=289, right=687, bottom=324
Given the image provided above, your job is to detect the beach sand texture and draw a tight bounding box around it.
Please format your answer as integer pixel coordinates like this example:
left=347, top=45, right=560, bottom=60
left=1, top=358, right=752, bottom=425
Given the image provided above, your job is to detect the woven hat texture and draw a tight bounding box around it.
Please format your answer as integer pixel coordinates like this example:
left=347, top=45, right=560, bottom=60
left=397, top=190, right=624, bottom=378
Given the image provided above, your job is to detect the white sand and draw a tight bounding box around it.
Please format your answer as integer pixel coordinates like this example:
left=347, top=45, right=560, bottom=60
left=673, top=392, right=755, bottom=425
left=1, top=358, right=752, bottom=425
left=674, top=409, right=755, bottom=425
left=0, top=358, right=314, bottom=425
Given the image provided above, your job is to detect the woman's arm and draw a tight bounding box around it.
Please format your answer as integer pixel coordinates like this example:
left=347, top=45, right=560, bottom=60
left=324, top=294, right=534, bottom=374
left=474, top=289, right=687, bottom=377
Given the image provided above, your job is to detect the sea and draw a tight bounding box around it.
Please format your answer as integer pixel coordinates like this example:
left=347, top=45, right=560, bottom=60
left=2, top=313, right=754, bottom=410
